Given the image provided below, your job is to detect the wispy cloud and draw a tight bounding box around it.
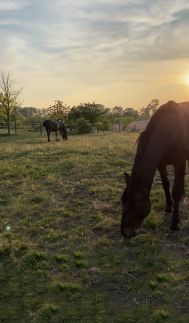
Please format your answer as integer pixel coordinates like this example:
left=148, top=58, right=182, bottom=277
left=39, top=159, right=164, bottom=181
left=0, top=0, right=30, bottom=11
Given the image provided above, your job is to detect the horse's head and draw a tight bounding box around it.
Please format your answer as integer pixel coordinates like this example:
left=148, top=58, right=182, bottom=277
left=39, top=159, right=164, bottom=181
left=63, top=131, right=68, bottom=140
left=121, top=172, right=151, bottom=238
left=57, top=120, right=68, bottom=140
left=62, top=125, right=68, bottom=140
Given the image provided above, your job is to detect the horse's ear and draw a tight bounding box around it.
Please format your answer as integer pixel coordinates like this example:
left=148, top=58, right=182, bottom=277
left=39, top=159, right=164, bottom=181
left=124, top=172, right=130, bottom=185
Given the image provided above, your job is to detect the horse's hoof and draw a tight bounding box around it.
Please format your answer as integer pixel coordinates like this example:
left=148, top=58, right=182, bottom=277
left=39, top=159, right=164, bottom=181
left=123, top=236, right=132, bottom=242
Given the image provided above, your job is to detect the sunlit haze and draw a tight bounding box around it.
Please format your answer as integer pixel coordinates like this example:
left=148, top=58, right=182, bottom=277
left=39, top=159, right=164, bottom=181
left=1, top=0, right=189, bottom=109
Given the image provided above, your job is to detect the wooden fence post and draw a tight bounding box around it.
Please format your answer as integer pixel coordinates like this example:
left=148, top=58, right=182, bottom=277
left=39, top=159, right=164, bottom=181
left=40, top=122, right=43, bottom=135
left=14, top=119, right=17, bottom=135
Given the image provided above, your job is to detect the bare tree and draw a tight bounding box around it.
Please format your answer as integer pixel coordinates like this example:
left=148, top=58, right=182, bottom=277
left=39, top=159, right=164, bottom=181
left=0, top=71, right=22, bottom=135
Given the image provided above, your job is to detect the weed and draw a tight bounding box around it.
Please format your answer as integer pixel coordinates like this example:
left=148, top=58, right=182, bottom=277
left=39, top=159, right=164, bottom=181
left=24, top=250, right=48, bottom=266
left=74, top=259, right=88, bottom=269
left=55, top=254, right=68, bottom=263
left=73, top=251, right=84, bottom=259
left=156, top=274, right=169, bottom=284
left=53, top=281, right=81, bottom=294
left=153, top=309, right=169, bottom=322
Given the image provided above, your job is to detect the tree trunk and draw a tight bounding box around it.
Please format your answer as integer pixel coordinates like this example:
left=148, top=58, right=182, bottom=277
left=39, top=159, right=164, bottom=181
left=14, top=118, right=17, bottom=135
left=40, top=122, right=43, bottom=135
left=7, top=112, right=10, bottom=136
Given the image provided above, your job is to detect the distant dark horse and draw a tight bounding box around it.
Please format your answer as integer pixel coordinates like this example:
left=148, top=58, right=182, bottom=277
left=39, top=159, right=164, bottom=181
left=121, top=101, right=189, bottom=238
left=43, top=119, right=68, bottom=142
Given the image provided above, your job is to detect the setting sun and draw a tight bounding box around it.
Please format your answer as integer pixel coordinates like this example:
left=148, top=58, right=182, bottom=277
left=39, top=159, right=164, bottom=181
left=185, top=75, right=189, bottom=85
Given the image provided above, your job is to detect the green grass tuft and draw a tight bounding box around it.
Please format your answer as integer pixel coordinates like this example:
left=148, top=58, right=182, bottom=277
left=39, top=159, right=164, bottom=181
left=153, top=309, right=169, bottom=322
left=53, top=282, right=81, bottom=294
left=54, top=254, right=68, bottom=263
left=24, top=250, right=48, bottom=265
left=74, top=259, right=88, bottom=269
left=34, top=303, right=58, bottom=322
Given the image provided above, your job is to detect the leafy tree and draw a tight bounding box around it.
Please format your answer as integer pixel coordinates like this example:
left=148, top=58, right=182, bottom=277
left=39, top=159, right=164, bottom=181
left=68, top=102, right=108, bottom=125
left=46, top=100, right=69, bottom=120
left=111, top=106, right=139, bottom=130
left=17, top=107, right=39, bottom=118
left=96, top=117, right=112, bottom=131
left=140, top=99, right=159, bottom=119
left=123, top=107, right=139, bottom=120
left=0, top=71, right=22, bottom=135
left=112, top=106, right=124, bottom=117
left=76, top=117, right=92, bottom=134
left=17, top=107, right=45, bottom=123
left=149, top=99, right=159, bottom=114
left=111, top=106, right=124, bottom=124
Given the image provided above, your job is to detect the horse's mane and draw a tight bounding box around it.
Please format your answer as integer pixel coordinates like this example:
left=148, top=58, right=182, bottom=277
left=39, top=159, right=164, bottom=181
left=136, top=100, right=179, bottom=157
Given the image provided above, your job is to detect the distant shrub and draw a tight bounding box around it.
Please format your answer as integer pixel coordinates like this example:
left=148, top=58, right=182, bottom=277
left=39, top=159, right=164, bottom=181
left=76, top=118, right=92, bottom=134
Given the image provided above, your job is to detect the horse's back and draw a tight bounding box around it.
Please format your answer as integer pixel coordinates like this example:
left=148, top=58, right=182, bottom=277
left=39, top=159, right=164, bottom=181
left=146, top=100, right=189, bottom=132
left=179, top=101, right=189, bottom=108
left=43, top=120, right=56, bottom=130
left=139, top=101, right=189, bottom=162
left=43, top=120, right=52, bottom=127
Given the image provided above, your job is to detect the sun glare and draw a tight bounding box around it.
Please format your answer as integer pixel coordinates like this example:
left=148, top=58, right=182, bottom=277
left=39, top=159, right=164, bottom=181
left=185, top=75, right=189, bottom=85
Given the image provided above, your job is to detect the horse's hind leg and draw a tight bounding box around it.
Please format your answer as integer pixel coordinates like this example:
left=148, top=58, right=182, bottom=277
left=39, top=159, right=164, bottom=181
left=171, top=160, right=186, bottom=230
left=55, top=131, right=58, bottom=141
left=158, top=164, right=173, bottom=213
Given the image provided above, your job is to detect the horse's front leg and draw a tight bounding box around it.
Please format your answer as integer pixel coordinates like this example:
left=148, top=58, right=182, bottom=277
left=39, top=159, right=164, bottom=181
left=55, top=131, right=58, bottom=141
left=158, top=164, right=173, bottom=213
left=47, top=130, right=50, bottom=142
left=171, top=160, right=186, bottom=230
left=60, top=129, right=64, bottom=140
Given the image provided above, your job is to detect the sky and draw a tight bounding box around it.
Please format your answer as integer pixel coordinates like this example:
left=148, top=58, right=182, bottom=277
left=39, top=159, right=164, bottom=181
left=1, top=0, right=189, bottom=109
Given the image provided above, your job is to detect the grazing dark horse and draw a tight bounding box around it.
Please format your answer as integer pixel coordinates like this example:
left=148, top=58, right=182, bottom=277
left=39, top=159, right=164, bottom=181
left=121, top=100, right=189, bottom=238
left=43, top=119, right=68, bottom=142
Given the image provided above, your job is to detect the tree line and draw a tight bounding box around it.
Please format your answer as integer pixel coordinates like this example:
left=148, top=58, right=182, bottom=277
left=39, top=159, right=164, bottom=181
left=0, top=71, right=159, bottom=135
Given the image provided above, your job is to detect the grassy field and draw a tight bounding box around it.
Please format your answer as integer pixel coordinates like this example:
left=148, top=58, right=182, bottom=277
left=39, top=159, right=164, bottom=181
left=0, top=132, right=189, bottom=323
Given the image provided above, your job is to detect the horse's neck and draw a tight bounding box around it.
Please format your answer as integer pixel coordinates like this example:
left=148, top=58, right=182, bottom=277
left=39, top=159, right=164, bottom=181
left=132, top=127, right=166, bottom=189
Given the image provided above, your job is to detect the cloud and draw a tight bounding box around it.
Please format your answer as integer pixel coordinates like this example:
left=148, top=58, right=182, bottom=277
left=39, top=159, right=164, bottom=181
left=0, top=0, right=30, bottom=12
left=36, top=0, right=189, bottom=64
left=1, top=0, right=189, bottom=106
left=1, top=0, right=189, bottom=62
